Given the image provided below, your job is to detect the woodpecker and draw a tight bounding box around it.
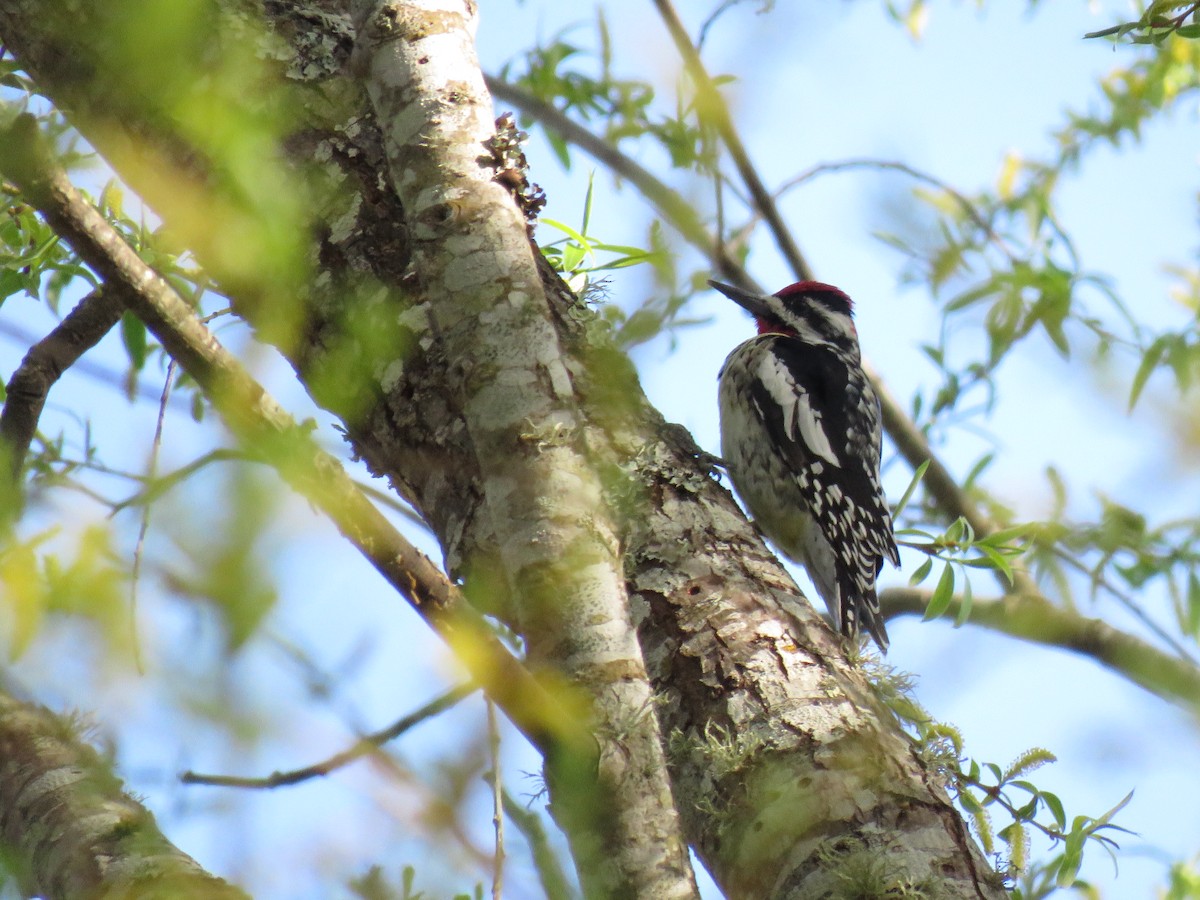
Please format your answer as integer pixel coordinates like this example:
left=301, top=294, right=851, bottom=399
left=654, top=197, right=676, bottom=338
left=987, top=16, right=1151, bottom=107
left=711, top=279, right=899, bottom=651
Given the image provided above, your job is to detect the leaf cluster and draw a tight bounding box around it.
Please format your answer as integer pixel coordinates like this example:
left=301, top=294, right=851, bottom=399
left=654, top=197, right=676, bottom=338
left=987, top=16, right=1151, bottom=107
left=1086, top=2, right=1200, bottom=44
left=885, top=692, right=1133, bottom=896
left=502, top=14, right=717, bottom=173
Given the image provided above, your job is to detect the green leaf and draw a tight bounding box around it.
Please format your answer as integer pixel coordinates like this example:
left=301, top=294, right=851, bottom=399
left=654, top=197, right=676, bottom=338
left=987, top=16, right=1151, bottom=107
left=977, top=543, right=1015, bottom=584
left=943, top=517, right=966, bottom=545
left=923, top=563, right=955, bottom=620
left=1041, top=790, right=1067, bottom=831
left=893, top=459, right=929, bottom=519
left=909, top=556, right=933, bottom=586
left=954, top=570, right=973, bottom=626
left=580, top=170, right=595, bottom=236
left=962, top=452, right=994, bottom=492
left=1056, top=834, right=1085, bottom=887
left=1094, top=790, right=1134, bottom=828
left=1186, top=571, right=1200, bottom=637
left=120, top=311, right=147, bottom=371
left=1129, top=335, right=1168, bottom=410
left=540, top=217, right=591, bottom=249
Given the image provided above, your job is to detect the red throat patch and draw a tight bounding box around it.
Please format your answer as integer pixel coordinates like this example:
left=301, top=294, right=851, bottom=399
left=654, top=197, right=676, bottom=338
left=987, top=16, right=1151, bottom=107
left=756, top=317, right=797, bottom=337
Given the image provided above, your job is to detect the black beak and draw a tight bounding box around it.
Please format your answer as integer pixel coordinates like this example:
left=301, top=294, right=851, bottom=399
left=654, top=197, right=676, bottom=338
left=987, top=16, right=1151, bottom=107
left=708, top=280, right=772, bottom=320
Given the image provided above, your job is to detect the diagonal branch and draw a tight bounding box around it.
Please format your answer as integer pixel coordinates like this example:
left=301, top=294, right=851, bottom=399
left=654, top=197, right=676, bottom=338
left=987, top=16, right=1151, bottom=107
left=0, top=112, right=587, bottom=765
left=881, top=586, right=1200, bottom=711
left=181, top=682, right=477, bottom=789
left=0, top=690, right=248, bottom=898
left=0, top=286, right=124, bottom=485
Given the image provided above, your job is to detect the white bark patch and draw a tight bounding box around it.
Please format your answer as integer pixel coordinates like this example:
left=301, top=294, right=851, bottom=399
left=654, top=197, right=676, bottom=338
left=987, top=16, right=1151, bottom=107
left=379, top=358, right=406, bottom=393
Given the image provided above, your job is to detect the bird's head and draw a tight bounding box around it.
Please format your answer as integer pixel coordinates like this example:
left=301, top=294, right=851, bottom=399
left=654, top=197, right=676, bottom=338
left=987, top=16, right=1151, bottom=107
left=709, top=279, right=859, bottom=349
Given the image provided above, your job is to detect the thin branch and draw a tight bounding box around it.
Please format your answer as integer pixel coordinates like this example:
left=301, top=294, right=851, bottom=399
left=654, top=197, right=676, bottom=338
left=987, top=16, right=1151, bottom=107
left=0, top=113, right=590, bottom=764
left=880, top=586, right=1200, bottom=711
left=776, top=157, right=1018, bottom=263
left=0, top=286, right=124, bottom=484
left=110, top=448, right=251, bottom=513
left=1050, top=544, right=1198, bottom=665
left=503, top=787, right=577, bottom=900
left=181, top=682, right=477, bottom=788
left=111, top=447, right=430, bottom=531
left=487, top=698, right=505, bottom=900
left=129, top=357, right=177, bottom=675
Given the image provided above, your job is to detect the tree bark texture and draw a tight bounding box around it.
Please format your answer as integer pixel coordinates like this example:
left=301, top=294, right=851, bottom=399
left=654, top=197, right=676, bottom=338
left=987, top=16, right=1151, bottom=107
left=0, top=690, right=248, bottom=899
left=348, top=3, right=697, bottom=894
left=0, top=2, right=1007, bottom=897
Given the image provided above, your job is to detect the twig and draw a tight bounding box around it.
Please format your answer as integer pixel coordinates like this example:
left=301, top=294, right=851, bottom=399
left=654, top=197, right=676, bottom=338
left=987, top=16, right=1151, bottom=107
left=775, top=157, right=1018, bottom=262
left=181, top=682, right=477, bottom=788
left=880, top=586, right=1200, bottom=711
left=502, top=788, right=576, bottom=900
left=110, top=448, right=251, bottom=513
left=0, top=286, right=124, bottom=485
left=1050, top=544, right=1197, bottom=665
left=0, top=112, right=590, bottom=763
left=128, top=357, right=178, bottom=674
left=487, top=699, right=505, bottom=900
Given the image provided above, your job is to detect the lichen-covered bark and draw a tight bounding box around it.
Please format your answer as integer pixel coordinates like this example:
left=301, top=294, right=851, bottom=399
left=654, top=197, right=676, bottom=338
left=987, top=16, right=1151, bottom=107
left=0, top=691, right=248, bottom=899
left=0, top=2, right=1007, bottom=897
left=348, top=1, right=696, bottom=895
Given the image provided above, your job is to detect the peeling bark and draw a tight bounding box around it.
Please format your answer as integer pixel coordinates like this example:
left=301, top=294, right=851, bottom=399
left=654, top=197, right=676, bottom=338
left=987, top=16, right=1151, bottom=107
left=0, top=2, right=1008, bottom=897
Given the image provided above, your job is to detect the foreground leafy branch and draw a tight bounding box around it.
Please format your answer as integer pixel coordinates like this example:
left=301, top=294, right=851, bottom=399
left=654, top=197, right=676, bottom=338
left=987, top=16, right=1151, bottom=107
left=0, top=112, right=588, bottom=765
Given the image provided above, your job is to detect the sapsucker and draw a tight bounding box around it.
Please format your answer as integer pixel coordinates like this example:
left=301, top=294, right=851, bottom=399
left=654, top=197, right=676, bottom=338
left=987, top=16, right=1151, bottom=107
left=711, top=279, right=899, bottom=651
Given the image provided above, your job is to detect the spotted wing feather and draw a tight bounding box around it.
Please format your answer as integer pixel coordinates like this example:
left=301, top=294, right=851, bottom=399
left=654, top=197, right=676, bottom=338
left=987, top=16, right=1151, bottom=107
left=747, top=336, right=897, bottom=647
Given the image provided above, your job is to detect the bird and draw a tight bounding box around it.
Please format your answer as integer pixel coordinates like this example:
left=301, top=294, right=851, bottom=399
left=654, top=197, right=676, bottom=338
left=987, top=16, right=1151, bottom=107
left=711, top=278, right=899, bottom=651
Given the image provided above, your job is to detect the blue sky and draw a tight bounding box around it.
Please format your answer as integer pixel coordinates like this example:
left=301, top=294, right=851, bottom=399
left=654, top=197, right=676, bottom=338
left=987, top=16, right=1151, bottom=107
left=3, top=1, right=1200, bottom=897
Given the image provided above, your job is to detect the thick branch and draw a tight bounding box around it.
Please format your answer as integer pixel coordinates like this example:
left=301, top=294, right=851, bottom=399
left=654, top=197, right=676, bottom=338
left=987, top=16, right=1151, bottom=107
left=881, top=587, right=1200, bottom=711
left=0, top=690, right=247, bottom=899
